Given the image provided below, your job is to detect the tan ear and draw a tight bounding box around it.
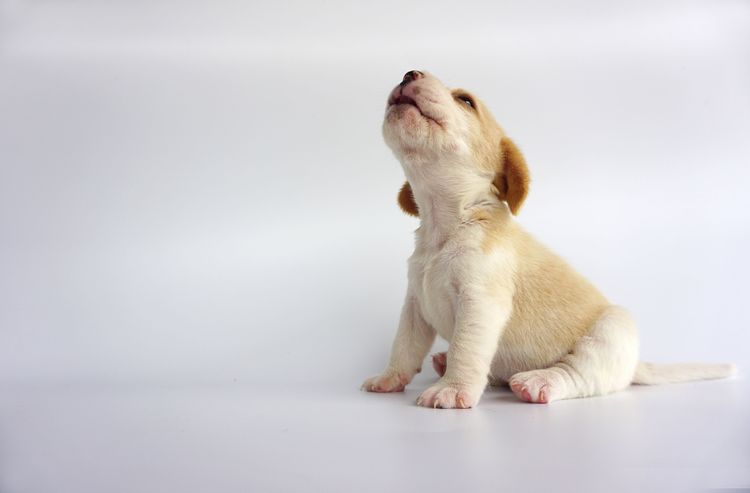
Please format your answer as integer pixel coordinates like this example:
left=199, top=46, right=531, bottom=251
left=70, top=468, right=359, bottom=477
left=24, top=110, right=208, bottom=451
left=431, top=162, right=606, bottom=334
left=493, top=137, right=530, bottom=215
left=397, top=181, right=419, bottom=217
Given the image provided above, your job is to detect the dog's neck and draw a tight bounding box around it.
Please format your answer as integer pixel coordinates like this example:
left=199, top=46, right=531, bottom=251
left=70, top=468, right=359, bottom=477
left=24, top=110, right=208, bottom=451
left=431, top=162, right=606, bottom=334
left=401, top=155, right=499, bottom=247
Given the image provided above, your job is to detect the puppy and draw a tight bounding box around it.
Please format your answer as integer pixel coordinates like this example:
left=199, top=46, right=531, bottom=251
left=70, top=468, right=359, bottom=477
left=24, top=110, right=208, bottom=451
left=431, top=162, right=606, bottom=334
left=362, top=70, right=736, bottom=408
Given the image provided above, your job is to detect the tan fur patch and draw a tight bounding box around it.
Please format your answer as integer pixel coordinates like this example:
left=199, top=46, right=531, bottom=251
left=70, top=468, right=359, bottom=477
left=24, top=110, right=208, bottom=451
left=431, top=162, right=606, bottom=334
left=397, top=181, right=419, bottom=216
left=448, top=90, right=529, bottom=216
left=494, top=137, right=530, bottom=215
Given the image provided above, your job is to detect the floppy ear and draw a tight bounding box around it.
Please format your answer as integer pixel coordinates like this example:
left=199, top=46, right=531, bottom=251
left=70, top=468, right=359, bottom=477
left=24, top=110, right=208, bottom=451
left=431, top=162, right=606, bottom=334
left=397, top=181, right=419, bottom=217
left=493, top=137, right=530, bottom=215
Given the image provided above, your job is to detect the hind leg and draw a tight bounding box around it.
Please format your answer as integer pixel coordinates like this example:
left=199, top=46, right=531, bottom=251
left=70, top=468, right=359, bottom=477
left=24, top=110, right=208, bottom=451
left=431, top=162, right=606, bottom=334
left=509, top=306, right=639, bottom=403
left=431, top=352, right=447, bottom=377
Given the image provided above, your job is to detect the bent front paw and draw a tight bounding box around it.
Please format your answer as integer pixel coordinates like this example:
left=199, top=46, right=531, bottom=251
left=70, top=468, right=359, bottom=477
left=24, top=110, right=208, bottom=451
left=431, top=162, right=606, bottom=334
left=361, top=371, right=411, bottom=393
left=416, top=380, right=483, bottom=409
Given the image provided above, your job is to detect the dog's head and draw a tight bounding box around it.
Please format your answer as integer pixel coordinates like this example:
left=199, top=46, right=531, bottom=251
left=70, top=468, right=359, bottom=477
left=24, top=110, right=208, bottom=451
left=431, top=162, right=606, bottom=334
left=382, top=70, right=529, bottom=217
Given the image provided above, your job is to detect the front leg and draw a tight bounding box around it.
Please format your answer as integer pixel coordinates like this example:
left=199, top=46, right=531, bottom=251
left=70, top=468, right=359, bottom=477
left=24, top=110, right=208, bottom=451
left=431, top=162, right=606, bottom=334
left=417, top=286, right=511, bottom=409
left=362, top=295, right=436, bottom=393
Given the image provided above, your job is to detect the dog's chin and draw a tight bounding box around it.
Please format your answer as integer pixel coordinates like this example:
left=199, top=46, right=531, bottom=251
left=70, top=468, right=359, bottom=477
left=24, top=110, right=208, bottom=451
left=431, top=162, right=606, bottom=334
left=383, top=106, right=433, bottom=149
left=383, top=115, right=463, bottom=160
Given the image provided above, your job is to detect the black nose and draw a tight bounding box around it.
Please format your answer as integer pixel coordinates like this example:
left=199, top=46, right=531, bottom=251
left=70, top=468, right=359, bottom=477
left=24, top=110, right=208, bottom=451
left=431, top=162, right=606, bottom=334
left=401, top=70, right=423, bottom=86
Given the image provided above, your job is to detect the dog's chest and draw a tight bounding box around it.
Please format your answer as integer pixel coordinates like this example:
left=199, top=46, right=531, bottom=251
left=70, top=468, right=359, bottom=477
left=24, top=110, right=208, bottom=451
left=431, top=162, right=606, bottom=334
left=408, top=243, right=462, bottom=340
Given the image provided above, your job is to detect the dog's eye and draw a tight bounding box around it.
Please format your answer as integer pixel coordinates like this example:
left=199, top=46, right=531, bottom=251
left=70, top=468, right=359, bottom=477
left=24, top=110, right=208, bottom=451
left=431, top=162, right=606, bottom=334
left=456, top=94, right=475, bottom=109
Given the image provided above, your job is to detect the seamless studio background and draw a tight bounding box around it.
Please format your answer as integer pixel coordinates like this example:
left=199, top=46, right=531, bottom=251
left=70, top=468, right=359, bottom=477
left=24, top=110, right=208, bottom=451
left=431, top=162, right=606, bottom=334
left=1, top=1, right=749, bottom=492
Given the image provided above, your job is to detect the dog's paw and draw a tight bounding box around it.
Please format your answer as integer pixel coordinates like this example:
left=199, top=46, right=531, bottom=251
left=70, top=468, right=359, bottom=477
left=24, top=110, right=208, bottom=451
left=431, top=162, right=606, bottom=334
left=361, top=371, right=410, bottom=393
left=508, top=369, right=565, bottom=404
left=416, top=380, right=482, bottom=409
left=431, top=352, right=447, bottom=377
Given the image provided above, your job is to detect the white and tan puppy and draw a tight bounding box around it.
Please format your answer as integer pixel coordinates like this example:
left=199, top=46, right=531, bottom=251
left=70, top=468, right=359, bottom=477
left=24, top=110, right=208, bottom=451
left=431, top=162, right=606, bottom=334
left=362, top=70, right=736, bottom=409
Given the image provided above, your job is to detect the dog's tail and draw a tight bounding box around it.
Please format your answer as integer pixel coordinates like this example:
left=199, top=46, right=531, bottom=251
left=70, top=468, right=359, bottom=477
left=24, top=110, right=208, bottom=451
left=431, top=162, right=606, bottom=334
left=632, top=361, right=737, bottom=385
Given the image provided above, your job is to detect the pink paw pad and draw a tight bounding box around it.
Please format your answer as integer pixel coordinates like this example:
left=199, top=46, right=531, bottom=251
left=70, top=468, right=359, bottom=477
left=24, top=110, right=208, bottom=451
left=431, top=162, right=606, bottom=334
left=417, top=383, right=478, bottom=409
left=455, top=391, right=472, bottom=409
left=361, top=372, right=409, bottom=393
left=509, top=371, right=558, bottom=404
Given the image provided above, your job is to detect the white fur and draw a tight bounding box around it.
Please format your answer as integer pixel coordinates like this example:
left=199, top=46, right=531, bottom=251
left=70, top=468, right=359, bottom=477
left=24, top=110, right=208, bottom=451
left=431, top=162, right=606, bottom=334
left=362, top=71, right=736, bottom=408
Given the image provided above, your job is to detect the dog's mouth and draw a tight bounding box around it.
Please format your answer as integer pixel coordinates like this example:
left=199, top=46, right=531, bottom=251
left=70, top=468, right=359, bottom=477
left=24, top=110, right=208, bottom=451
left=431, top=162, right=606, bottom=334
left=387, top=93, right=442, bottom=127
left=390, top=94, right=419, bottom=109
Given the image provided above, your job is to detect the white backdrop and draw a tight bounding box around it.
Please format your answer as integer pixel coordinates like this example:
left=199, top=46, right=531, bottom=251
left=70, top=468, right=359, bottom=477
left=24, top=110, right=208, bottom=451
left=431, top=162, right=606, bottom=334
left=1, top=1, right=749, bottom=491
left=1, top=0, right=748, bottom=384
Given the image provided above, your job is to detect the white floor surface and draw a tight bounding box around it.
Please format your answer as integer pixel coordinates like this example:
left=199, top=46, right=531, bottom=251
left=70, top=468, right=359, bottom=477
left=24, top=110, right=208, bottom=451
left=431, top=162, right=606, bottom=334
left=1, top=376, right=748, bottom=493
